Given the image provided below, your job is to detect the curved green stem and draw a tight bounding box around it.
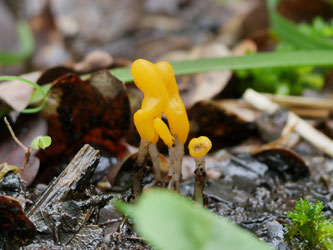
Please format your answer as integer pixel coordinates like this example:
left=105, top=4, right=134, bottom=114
left=0, top=76, right=46, bottom=113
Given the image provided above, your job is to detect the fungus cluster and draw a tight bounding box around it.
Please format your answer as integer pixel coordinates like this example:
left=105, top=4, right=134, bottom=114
left=131, top=59, right=212, bottom=204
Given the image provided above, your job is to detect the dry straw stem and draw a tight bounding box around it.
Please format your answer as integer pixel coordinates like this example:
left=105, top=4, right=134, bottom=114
left=243, top=89, right=333, bottom=158
left=263, top=93, right=333, bottom=109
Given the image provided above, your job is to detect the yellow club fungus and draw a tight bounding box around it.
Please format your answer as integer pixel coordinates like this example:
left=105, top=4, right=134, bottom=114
left=188, top=136, right=212, bottom=205
left=155, top=61, right=189, bottom=144
left=132, top=59, right=169, bottom=143
left=155, top=61, right=189, bottom=191
left=131, top=59, right=171, bottom=197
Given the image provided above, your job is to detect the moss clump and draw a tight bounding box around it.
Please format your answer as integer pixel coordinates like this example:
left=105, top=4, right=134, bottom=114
left=286, top=199, right=333, bottom=250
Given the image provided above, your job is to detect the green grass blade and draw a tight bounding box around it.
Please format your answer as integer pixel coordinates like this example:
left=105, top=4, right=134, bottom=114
left=114, top=50, right=333, bottom=83
left=169, top=51, right=333, bottom=76
left=29, top=50, right=333, bottom=105
left=0, top=21, right=34, bottom=65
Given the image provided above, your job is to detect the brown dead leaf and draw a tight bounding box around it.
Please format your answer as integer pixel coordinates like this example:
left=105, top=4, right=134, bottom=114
left=37, top=66, right=76, bottom=85
left=253, top=147, right=309, bottom=181
left=0, top=72, right=41, bottom=112
left=0, top=195, right=36, bottom=245
left=41, top=69, right=130, bottom=158
left=188, top=100, right=256, bottom=149
left=74, top=50, right=114, bottom=72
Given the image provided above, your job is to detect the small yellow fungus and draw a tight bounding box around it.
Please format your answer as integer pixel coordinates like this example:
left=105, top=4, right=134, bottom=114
left=188, top=136, right=212, bottom=158
left=132, top=59, right=169, bottom=142
left=189, top=136, right=212, bottom=204
left=155, top=61, right=189, bottom=144
left=153, top=118, right=174, bottom=147
left=0, top=163, right=18, bottom=180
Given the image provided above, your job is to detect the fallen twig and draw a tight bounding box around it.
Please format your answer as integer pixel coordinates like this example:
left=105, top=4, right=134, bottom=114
left=244, top=89, right=333, bottom=158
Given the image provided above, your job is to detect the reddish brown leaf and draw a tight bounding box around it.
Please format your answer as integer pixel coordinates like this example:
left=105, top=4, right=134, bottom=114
left=37, top=66, right=76, bottom=85
left=0, top=195, right=36, bottom=245
left=41, top=69, right=130, bottom=158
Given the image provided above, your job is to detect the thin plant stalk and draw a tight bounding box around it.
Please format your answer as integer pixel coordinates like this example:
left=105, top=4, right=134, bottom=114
left=193, top=157, right=206, bottom=205
left=168, top=137, right=184, bottom=191
left=148, top=143, right=162, bottom=185
left=133, top=139, right=150, bottom=199
left=4, top=117, right=28, bottom=152
left=3, top=117, right=31, bottom=173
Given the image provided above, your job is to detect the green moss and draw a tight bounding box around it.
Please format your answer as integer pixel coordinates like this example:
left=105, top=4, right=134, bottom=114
left=286, top=199, right=333, bottom=250
left=298, top=17, right=333, bottom=38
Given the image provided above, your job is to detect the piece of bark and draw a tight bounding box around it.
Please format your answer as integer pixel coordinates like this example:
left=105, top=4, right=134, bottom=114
left=27, top=144, right=100, bottom=217
left=26, top=144, right=104, bottom=248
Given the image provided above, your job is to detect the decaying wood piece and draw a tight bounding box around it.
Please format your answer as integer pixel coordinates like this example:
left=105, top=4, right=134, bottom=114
left=26, top=144, right=104, bottom=248
left=263, top=93, right=333, bottom=110
left=27, top=144, right=100, bottom=216
left=264, top=93, right=333, bottom=119
left=288, top=108, right=329, bottom=119
left=244, top=89, right=333, bottom=158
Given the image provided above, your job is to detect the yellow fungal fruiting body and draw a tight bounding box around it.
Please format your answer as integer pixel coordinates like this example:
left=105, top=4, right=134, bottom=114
left=153, top=118, right=174, bottom=147
left=155, top=61, right=189, bottom=144
left=132, top=59, right=169, bottom=142
left=188, top=136, right=212, bottom=158
left=0, top=163, right=18, bottom=180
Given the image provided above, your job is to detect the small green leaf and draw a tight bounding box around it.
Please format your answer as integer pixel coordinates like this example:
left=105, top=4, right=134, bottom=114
left=114, top=189, right=271, bottom=250
left=31, top=136, right=52, bottom=150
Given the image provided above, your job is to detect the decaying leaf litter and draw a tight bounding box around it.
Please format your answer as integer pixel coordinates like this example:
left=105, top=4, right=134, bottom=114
left=1, top=0, right=333, bottom=249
